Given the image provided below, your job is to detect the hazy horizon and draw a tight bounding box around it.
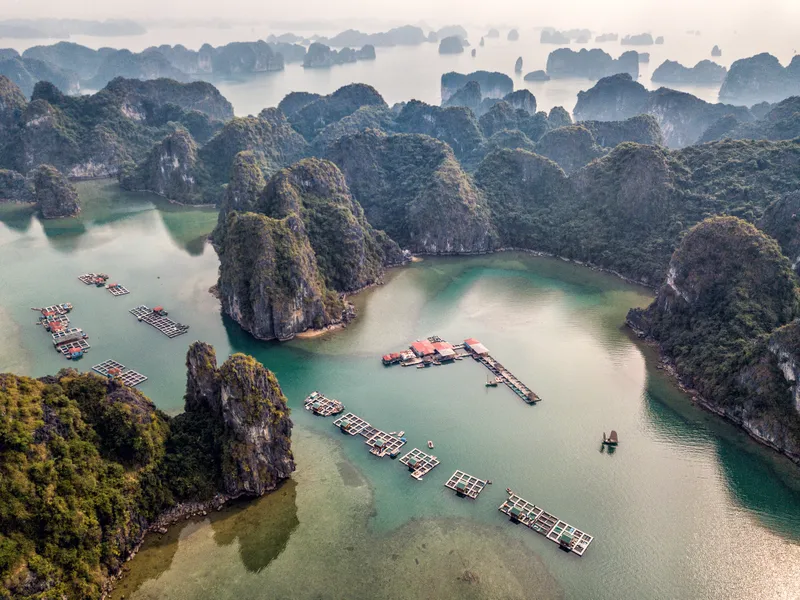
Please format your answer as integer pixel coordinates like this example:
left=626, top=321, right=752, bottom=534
left=1, top=0, right=799, bottom=39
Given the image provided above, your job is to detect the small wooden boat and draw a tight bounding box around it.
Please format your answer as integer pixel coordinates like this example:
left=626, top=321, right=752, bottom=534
left=602, top=430, right=619, bottom=446
left=485, top=375, right=499, bottom=387
left=427, top=440, right=434, bottom=449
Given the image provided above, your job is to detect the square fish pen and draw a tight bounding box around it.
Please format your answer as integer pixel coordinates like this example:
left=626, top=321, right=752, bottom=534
left=333, top=412, right=371, bottom=436
left=92, top=359, right=148, bottom=387
left=498, top=492, right=594, bottom=557
left=444, top=470, right=487, bottom=499
left=78, top=273, right=108, bottom=285
left=365, top=431, right=406, bottom=458
left=57, top=339, right=90, bottom=356
left=107, top=284, right=130, bottom=296
left=129, top=305, right=190, bottom=338
left=399, top=448, right=440, bottom=480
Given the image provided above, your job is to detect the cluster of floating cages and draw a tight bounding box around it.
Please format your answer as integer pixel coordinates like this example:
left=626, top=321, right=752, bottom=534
left=57, top=339, right=90, bottom=359
left=303, top=391, right=345, bottom=416
left=399, top=448, right=440, bottom=480
left=92, top=359, right=148, bottom=387
left=46, top=326, right=90, bottom=360
left=78, top=273, right=130, bottom=295
left=499, top=492, right=594, bottom=556
left=333, top=412, right=408, bottom=459
left=129, top=305, right=189, bottom=338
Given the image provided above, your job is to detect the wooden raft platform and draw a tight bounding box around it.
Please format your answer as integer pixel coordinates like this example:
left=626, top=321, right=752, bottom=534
left=333, top=412, right=372, bottom=436
left=444, top=470, right=487, bottom=499
left=129, top=305, right=189, bottom=338
left=92, top=360, right=148, bottom=387
left=106, top=284, right=130, bottom=296
left=303, top=391, right=345, bottom=416
left=499, top=492, right=594, bottom=556
left=474, top=354, right=541, bottom=404
left=58, top=339, right=90, bottom=356
left=52, top=328, right=86, bottom=347
left=78, top=273, right=108, bottom=285
left=399, top=448, right=440, bottom=480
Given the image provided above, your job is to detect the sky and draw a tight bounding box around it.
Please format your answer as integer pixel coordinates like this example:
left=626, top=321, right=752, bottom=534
left=2, top=0, right=799, bottom=35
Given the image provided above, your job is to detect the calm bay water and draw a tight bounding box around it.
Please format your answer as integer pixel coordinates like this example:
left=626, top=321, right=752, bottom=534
left=1, top=181, right=800, bottom=599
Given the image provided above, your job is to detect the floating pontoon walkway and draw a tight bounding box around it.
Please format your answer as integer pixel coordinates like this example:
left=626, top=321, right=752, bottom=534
left=58, top=339, right=90, bottom=356
left=499, top=492, right=594, bottom=556
left=473, top=354, right=541, bottom=404
left=303, top=391, right=345, bottom=416
left=129, top=305, right=190, bottom=338
left=78, top=273, right=109, bottom=285
left=399, top=448, right=440, bottom=480
left=106, top=284, right=130, bottom=296
left=444, top=470, right=487, bottom=499
left=92, top=360, right=148, bottom=387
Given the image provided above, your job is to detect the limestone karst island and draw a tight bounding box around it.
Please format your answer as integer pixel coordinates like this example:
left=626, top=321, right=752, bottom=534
left=1, top=3, right=800, bottom=600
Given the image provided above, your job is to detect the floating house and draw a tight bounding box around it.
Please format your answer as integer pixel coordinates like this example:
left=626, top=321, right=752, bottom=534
left=464, top=338, right=489, bottom=355
left=411, top=339, right=436, bottom=357
left=382, top=352, right=402, bottom=365
left=432, top=341, right=456, bottom=361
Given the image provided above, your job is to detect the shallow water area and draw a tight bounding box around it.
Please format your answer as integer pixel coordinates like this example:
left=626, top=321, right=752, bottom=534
left=2, top=182, right=800, bottom=600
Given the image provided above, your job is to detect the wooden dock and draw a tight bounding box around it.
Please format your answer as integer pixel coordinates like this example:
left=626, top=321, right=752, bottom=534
left=129, top=305, right=189, bottom=338
left=473, top=354, right=541, bottom=404
left=106, top=284, right=130, bottom=296
left=399, top=448, right=440, bottom=480
left=303, top=391, right=344, bottom=416
left=499, top=492, right=594, bottom=556
left=444, top=470, right=488, bottom=499
left=92, top=360, right=148, bottom=387
left=58, top=339, right=90, bottom=357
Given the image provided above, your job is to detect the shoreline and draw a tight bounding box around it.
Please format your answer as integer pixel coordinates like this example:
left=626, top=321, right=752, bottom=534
left=626, top=319, right=800, bottom=467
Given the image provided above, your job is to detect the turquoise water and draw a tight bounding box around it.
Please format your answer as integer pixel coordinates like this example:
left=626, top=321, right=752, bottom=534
left=1, top=181, right=799, bottom=600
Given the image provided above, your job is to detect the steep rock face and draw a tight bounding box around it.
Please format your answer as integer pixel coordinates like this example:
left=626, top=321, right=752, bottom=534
left=475, top=149, right=570, bottom=248
left=524, top=70, right=550, bottom=82
left=87, top=49, right=188, bottom=89
left=288, top=83, right=387, bottom=140
left=442, top=80, right=483, bottom=114
left=546, top=48, right=639, bottom=80
left=22, top=41, right=106, bottom=80
left=219, top=150, right=267, bottom=216
left=627, top=217, right=800, bottom=460
left=651, top=59, right=726, bottom=85
left=217, top=210, right=342, bottom=340
left=394, top=100, right=485, bottom=158
left=579, top=114, right=664, bottom=147
left=699, top=96, right=800, bottom=142
left=622, top=33, right=654, bottom=45
left=503, top=89, right=536, bottom=114
left=32, top=164, right=80, bottom=218
left=574, top=73, right=752, bottom=147
left=0, top=168, right=33, bottom=201
left=184, top=343, right=295, bottom=496
left=768, top=322, right=800, bottom=414
left=478, top=101, right=549, bottom=140
left=514, top=57, right=523, bottom=73
left=277, top=91, right=321, bottom=117
left=711, top=45, right=722, bottom=57
left=258, top=158, right=402, bottom=290
left=548, top=106, right=572, bottom=128
left=759, top=191, right=800, bottom=271
left=311, top=105, right=395, bottom=154
left=719, top=53, right=800, bottom=105
left=103, top=76, right=234, bottom=120
left=0, top=75, right=26, bottom=137
left=438, top=36, right=465, bottom=54
left=327, top=129, right=494, bottom=253
left=535, top=125, right=605, bottom=173
left=441, top=71, right=513, bottom=103
left=0, top=56, right=80, bottom=97
left=211, top=41, right=283, bottom=74
left=120, top=129, right=203, bottom=203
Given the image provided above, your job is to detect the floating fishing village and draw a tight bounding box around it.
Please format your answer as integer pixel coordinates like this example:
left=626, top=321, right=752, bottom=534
left=304, top=362, right=596, bottom=557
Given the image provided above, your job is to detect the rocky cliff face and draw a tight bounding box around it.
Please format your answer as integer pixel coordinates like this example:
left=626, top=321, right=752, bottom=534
left=651, top=59, right=727, bottom=85
left=759, top=191, right=800, bottom=271
left=574, top=73, right=752, bottom=147
left=478, top=101, right=549, bottom=141
left=441, top=71, right=513, bottom=103
left=0, top=168, right=33, bottom=202
left=503, top=90, right=537, bottom=115
left=217, top=210, right=343, bottom=340
left=438, top=36, right=465, bottom=54
left=32, top=164, right=80, bottom=218
left=0, top=75, right=26, bottom=137
left=535, top=125, right=606, bottom=173
left=699, top=96, right=800, bottom=142
left=719, top=53, right=800, bottom=105
left=327, top=129, right=494, bottom=254
left=442, top=80, right=483, bottom=115
left=627, top=216, right=800, bottom=461
left=288, top=83, right=387, bottom=140
left=579, top=114, right=664, bottom=147
left=545, top=48, right=639, bottom=80
left=394, top=100, right=485, bottom=158
left=120, top=129, right=202, bottom=203
left=184, top=342, right=295, bottom=496
left=103, top=76, right=234, bottom=121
